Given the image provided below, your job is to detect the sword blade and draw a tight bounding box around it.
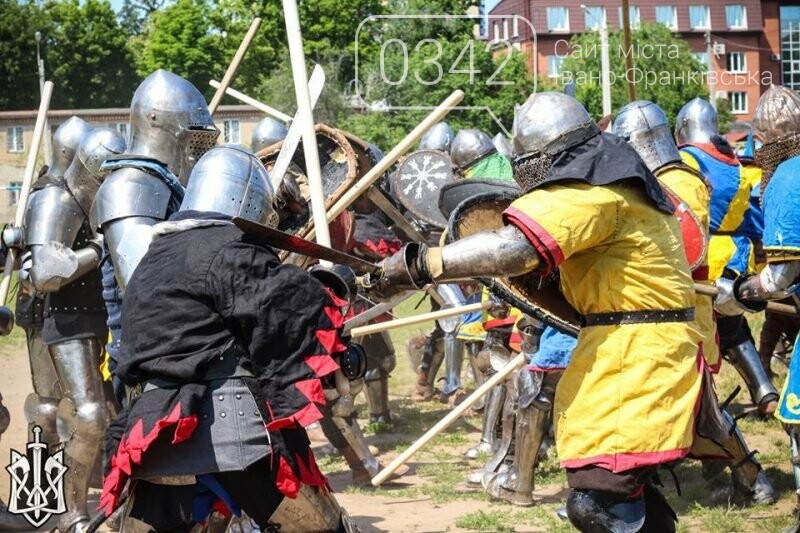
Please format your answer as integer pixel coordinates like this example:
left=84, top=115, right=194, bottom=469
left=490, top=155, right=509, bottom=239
left=233, top=217, right=379, bottom=275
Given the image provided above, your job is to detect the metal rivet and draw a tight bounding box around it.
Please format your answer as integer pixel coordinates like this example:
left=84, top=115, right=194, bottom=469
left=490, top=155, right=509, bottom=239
left=202, top=414, right=208, bottom=420
left=238, top=411, right=244, bottom=416
left=220, top=356, right=224, bottom=360
left=220, top=412, right=226, bottom=418
left=235, top=394, right=242, bottom=400
left=218, top=395, right=224, bottom=401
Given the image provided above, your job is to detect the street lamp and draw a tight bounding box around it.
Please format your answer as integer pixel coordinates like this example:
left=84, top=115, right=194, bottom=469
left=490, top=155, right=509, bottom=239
left=35, top=31, right=52, bottom=166
left=580, top=5, right=612, bottom=117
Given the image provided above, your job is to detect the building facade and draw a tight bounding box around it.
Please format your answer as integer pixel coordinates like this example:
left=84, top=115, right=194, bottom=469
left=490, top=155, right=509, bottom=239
left=0, top=104, right=267, bottom=222
left=489, top=0, right=795, bottom=122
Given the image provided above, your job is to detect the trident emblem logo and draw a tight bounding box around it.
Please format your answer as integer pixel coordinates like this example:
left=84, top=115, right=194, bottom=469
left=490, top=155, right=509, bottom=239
left=6, top=426, right=68, bottom=527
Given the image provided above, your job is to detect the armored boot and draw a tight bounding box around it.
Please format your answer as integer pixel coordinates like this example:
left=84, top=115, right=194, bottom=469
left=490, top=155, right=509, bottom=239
left=270, top=484, right=357, bottom=532
left=465, top=382, right=505, bottom=460
left=439, top=332, right=466, bottom=406
left=724, top=408, right=777, bottom=506
left=364, top=375, right=391, bottom=425
left=725, top=340, right=779, bottom=414
left=485, top=369, right=552, bottom=506
left=51, top=339, right=108, bottom=532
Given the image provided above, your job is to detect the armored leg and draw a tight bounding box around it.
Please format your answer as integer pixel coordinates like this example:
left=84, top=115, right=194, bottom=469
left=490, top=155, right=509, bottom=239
left=725, top=340, right=779, bottom=414
left=466, top=342, right=487, bottom=389
left=24, top=327, right=62, bottom=448
left=51, top=338, right=108, bottom=532
left=270, top=484, right=355, bottom=533
left=566, top=490, right=647, bottom=533
left=464, top=382, right=505, bottom=460
left=439, top=332, right=465, bottom=404
left=361, top=331, right=395, bottom=424
left=477, top=368, right=518, bottom=481
left=411, top=329, right=445, bottom=401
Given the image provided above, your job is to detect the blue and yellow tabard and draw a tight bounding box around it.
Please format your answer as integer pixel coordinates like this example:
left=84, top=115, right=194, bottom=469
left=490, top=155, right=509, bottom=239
left=503, top=181, right=703, bottom=472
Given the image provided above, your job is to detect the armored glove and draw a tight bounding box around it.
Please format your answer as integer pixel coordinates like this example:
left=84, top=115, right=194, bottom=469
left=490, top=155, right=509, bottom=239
left=17, top=250, right=33, bottom=290
left=714, top=276, right=767, bottom=316
left=374, top=243, right=443, bottom=293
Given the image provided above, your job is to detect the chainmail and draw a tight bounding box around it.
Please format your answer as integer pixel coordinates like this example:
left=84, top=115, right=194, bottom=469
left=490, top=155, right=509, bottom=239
left=512, top=153, right=553, bottom=192
left=755, top=133, right=800, bottom=195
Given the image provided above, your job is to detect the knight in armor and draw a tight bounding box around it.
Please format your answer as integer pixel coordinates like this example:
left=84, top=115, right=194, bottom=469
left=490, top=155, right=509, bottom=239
left=14, top=125, right=126, bottom=531
left=675, top=97, right=778, bottom=415
left=251, top=116, right=288, bottom=154
left=100, top=145, right=356, bottom=532
left=373, top=92, right=705, bottom=531
left=614, top=100, right=776, bottom=506
left=719, top=85, right=800, bottom=530
left=450, top=129, right=513, bottom=181
left=91, top=69, right=219, bottom=396
left=419, top=121, right=454, bottom=153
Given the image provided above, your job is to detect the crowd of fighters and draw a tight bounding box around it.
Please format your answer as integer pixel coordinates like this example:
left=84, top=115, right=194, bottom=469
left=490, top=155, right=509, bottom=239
left=1, top=66, right=800, bottom=532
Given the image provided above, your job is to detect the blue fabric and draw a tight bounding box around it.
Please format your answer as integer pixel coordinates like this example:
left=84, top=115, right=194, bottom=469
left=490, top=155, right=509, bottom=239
left=738, top=184, right=764, bottom=241
left=680, top=146, right=741, bottom=232
left=529, top=326, right=576, bottom=370
left=192, top=474, right=242, bottom=523
left=762, top=156, right=800, bottom=251
left=461, top=293, right=483, bottom=325
left=724, top=235, right=753, bottom=275
left=101, top=254, right=124, bottom=403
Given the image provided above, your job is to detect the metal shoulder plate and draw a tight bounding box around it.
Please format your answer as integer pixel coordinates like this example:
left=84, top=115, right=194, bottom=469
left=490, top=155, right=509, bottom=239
left=24, top=186, right=84, bottom=247
left=90, top=167, right=171, bottom=232
left=448, top=191, right=581, bottom=337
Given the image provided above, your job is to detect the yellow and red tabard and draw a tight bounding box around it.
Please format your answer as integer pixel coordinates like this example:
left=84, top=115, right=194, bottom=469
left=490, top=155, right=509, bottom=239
left=503, top=181, right=703, bottom=473
left=657, top=165, right=721, bottom=372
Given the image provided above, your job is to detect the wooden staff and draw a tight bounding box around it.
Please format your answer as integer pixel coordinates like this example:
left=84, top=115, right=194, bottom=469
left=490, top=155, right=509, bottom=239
left=694, top=283, right=797, bottom=316
left=208, top=81, right=292, bottom=123
left=372, top=352, right=526, bottom=486
left=283, top=0, right=331, bottom=256
left=303, top=90, right=465, bottom=242
left=349, top=300, right=492, bottom=337
left=0, top=81, right=54, bottom=308
left=208, top=17, right=262, bottom=115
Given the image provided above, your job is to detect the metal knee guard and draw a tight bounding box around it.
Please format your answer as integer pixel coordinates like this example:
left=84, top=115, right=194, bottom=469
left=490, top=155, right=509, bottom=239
left=270, top=485, right=354, bottom=533
left=566, top=490, right=646, bottom=533
left=725, top=340, right=778, bottom=411
left=23, top=393, right=59, bottom=447
left=50, top=338, right=108, bottom=531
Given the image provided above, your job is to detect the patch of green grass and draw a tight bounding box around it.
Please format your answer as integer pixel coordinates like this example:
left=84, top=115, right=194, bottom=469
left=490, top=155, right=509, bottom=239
left=456, top=510, right=515, bottom=532
left=688, top=504, right=746, bottom=533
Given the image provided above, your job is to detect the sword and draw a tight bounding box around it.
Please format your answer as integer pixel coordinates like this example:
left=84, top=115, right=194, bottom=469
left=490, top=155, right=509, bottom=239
left=232, top=217, right=379, bottom=275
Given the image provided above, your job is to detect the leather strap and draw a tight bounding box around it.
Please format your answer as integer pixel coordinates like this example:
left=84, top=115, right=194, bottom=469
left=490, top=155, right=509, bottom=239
left=580, top=308, right=694, bottom=327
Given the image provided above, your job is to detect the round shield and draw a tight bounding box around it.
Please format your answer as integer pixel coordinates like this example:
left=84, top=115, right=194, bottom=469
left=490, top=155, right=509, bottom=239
left=448, top=191, right=581, bottom=337
left=391, top=149, right=456, bottom=228
left=438, top=178, right=521, bottom=221
left=659, top=181, right=708, bottom=270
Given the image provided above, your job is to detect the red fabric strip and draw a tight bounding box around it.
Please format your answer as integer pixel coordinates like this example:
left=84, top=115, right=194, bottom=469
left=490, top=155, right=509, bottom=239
left=561, top=447, right=691, bottom=472
left=503, top=207, right=565, bottom=274
left=680, top=142, right=739, bottom=166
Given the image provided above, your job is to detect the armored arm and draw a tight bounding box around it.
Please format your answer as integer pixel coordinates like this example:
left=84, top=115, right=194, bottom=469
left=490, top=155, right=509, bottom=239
left=28, top=239, right=103, bottom=293
left=714, top=262, right=800, bottom=315
left=379, top=224, right=541, bottom=289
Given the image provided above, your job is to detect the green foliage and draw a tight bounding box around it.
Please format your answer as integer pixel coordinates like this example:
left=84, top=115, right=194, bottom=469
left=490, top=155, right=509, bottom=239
left=559, top=22, right=708, bottom=125
left=0, top=0, right=51, bottom=110
left=716, top=97, right=733, bottom=133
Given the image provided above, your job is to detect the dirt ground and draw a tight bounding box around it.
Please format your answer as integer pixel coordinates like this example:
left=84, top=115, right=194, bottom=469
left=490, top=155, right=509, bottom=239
left=1, top=307, right=799, bottom=532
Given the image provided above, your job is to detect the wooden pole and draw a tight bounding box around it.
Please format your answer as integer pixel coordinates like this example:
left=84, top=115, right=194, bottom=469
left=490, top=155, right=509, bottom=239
left=620, top=0, right=636, bottom=100
left=350, top=300, right=492, bottom=337
left=372, top=352, right=526, bottom=486
left=303, top=90, right=465, bottom=241
left=0, top=81, right=54, bottom=306
left=208, top=81, right=292, bottom=123
left=208, top=18, right=262, bottom=115
left=283, top=0, right=331, bottom=257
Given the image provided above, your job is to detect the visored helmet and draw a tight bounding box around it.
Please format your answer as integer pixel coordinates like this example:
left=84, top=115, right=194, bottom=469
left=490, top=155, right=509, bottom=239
left=613, top=100, right=681, bottom=172
left=674, top=97, right=718, bottom=146
left=128, top=69, right=219, bottom=185
left=50, top=117, right=93, bottom=178
left=180, top=144, right=277, bottom=226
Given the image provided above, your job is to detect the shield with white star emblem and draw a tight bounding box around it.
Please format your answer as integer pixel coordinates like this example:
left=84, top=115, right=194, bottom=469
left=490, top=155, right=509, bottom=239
left=391, top=149, right=456, bottom=228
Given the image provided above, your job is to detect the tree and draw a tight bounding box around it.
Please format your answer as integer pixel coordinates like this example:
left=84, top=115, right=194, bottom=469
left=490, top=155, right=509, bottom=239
left=119, top=0, right=165, bottom=36
left=44, top=0, right=138, bottom=108
left=0, top=0, right=51, bottom=110
left=559, top=23, right=708, bottom=125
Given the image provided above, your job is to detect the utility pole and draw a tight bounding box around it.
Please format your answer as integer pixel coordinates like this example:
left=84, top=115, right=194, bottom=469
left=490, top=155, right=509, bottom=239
left=580, top=5, right=611, bottom=117
left=706, top=31, right=716, bottom=109
left=620, top=0, right=636, bottom=100
left=35, top=31, right=52, bottom=167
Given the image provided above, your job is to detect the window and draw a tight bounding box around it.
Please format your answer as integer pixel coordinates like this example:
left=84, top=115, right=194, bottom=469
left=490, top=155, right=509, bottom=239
left=726, top=5, right=747, bottom=30
left=694, top=52, right=710, bottom=68
left=512, top=15, right=519, bottom=37
left=547, top=55, right=564, bottom=78
left=727, top=51, right=746, bottom=72
left=729, top=91, right=748, bottom=114
left=547, top=7, right=569, bottom=32
left=223, top=120, right=240, bottom=144
left=584, top=6, right=605, bottom=31
left=6, top=127, right=23, bottom=153
left=689, top=5, right=711, bottom=30
left=8, top=181, right=21, bottom=206
left=781, top=6, right=800, bottom=89
left=618, top=5, right=641, bottom=29
left=655, top=6, right=677, bottom=30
